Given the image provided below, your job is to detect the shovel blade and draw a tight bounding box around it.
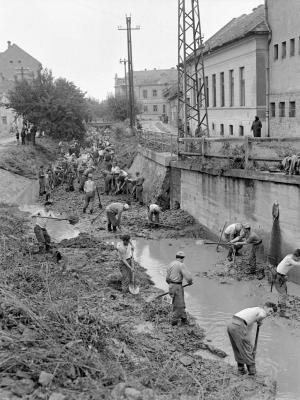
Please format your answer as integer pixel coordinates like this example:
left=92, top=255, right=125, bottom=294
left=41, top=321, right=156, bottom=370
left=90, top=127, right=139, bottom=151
left=129, top=283, right=140, bottom=295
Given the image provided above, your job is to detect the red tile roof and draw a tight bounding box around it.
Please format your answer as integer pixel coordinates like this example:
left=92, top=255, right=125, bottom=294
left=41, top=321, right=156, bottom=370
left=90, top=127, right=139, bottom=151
left=132, top=68, right=177, bottom=86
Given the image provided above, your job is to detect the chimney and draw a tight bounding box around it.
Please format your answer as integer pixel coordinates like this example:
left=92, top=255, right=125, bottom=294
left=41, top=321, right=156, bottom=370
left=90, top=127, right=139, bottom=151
left=7, top=41, right=11, bottom=48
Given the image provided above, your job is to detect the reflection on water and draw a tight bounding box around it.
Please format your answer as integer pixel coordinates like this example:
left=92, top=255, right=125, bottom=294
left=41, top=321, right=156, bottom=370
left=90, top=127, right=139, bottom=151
left=134, top=239, right=300, bottom=400
left=20, top=204, right=80, bottom=242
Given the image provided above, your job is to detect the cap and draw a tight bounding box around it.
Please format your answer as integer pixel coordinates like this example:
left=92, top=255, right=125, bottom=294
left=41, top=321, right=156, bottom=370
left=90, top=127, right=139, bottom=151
left=44, top=200, right=53, bottom=206
left=176, top=251, right=185, bottom=258
left=123, top=203, right=130, bottom=210
left=88, top=173, right=93, bottom=178
left=243, top=223, right=251, bottom=229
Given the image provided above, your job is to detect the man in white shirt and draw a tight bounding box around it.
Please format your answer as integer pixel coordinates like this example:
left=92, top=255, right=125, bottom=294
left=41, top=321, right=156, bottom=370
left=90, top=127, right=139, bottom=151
left=166, top=251, right=193, bottom=326
left=275, top=249, right=300, bottom=310
left=224, top=222, right=244, bottom=261
left=227, top=302, right=277, bottom=375
left=32, top=201, right=56, bottom=253
left=116, top=234, right=134, bottom=293
left=148, top=203, right=161, bottom=224
left=83, top=174, right=96, bottom=214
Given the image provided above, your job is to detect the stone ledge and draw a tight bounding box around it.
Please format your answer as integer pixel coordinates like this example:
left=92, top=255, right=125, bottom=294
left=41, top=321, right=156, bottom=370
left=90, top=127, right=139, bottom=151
left=137, top=145, right=177, bottom=167
left=171, top=159, right=300, bottom=186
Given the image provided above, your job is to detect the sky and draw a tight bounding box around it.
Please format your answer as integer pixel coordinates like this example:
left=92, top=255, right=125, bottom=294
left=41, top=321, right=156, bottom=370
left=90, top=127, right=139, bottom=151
left=0, top=0, right=263, bottom=101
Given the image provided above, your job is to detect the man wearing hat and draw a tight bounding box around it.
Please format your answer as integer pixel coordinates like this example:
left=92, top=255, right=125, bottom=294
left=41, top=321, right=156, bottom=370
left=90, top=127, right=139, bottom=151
left=224, top=222, right=244, bottom=261
left=83, top=173, right=96, bottom=214
left=116, top=234, right=134, bottom=292
left=166, top=251, right=193, bottom=326
left=32, top=201, right=55, bottom=253
left=105, top=202, right=130, bottom=232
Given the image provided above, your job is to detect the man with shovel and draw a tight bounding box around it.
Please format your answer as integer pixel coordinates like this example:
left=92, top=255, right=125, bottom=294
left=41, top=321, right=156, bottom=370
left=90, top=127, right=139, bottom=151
left=166, top=251, right=193, bottom=326
left=105, top=202, right=130, bottom=232
left=117, top=234, right=135, bottom=293
left=227, top=302, right=277, bottom=375
left=32, top=200, right=56, bottom=253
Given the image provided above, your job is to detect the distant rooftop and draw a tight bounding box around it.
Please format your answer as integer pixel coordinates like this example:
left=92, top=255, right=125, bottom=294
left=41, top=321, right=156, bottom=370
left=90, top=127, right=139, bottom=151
left=116, top=68, right=177, bottom=86
left=204, top=5, right=269, bottom=54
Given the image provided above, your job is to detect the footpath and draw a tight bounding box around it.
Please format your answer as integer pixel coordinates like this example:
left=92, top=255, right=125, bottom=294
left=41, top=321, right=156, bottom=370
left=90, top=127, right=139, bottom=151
left=0, top=131, right=276, bottom=400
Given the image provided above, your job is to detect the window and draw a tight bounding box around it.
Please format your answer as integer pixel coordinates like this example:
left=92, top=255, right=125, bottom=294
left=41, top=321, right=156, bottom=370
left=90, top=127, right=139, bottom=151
left=239, top=126, right=244, bottom=137
left=153, top=105, right=158, bottom=112
left=290, top=38, right=295, bottom=57
left=229, top=125, right=233, bottom=135
left=282, top=41, right=286, bottom=59
left=299, top=36, right=300, bottom=55
left=9, top=60, right=13, bottom=64
left=163, top=104, right=166, bottom=114
left=220, top=72, right=225, bottom=107
left=220, top=124, right=224, bottom=136
left=212, top=74, right=216, bottom=107
left=289, top=101, right=296, bottom=117
left=279, top=102, right=285, bottom=117
left=142, top=89, right=148, bottom=99
left=152, top=89, right=157, bottom=97
left=143, top=105, right=148, bottom=112
left=229, top=69, right=234, bottom=107
left=274, top=44, right=279, bottom=60
left=212, top=122, right=215, bottom=130
left=270, top=102, right=276, bottom=117
left=205, top=76, right=209, bottom=107
left=239, top=67, right=245, bottom=106
left=1, top=116, right=7, bottom=125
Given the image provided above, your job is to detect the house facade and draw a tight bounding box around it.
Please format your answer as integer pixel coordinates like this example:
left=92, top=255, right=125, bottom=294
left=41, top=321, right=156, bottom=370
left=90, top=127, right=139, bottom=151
left=0, top=41, right=42, bottom=136
left=115, top=68, right=177, bottom=120
left=186, top=5, right=269, bottom=137
left=267, top=0, right=300, bottom=136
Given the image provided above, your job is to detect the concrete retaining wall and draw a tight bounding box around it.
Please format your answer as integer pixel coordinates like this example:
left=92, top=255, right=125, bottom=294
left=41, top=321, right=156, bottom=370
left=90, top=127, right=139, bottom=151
left=129, top=145, right=176, bottom=206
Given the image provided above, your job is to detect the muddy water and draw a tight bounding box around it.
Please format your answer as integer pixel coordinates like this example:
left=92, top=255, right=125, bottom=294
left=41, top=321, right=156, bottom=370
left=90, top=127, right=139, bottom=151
left=134, top=239, right=300, bottom=400
left=20, top=204, right=80, bottom=242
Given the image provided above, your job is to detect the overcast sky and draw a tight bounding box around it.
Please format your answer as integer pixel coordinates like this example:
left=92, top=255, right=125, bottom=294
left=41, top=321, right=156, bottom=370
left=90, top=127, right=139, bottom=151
left=0, top=0, right=263, bottom=100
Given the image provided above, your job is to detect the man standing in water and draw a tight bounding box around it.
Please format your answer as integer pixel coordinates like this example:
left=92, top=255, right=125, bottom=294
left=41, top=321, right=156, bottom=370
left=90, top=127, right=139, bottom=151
left=227, top=302, right=277, bottom=375
left=166, top=251, right=193, bottom=326
left=32, top=200, right=56, bottom=253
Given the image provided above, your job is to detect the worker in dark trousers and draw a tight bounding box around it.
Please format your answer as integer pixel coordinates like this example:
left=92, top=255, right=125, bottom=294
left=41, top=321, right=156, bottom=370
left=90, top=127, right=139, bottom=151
left=227, top=302, right=277, bottom=375
left=83, top=174, right=96, bottom=214
left=166, top=251, right=193, bottom=326
left=32, top=201, right=56, bottom=253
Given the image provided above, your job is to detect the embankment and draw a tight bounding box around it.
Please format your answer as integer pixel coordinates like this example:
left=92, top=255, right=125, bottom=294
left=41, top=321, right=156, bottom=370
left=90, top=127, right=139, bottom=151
left=133, top=145, right=300, bottom=282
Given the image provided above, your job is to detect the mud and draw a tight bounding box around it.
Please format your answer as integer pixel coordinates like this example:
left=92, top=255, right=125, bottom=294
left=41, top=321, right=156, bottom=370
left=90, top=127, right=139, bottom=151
left=0, top=130, right=277, bottom=399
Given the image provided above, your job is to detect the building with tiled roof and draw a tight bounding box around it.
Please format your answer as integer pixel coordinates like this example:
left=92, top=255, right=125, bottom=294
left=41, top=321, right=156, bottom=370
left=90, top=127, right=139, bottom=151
left=115, top=68, right=177, bottom=120
left=183, top=4, right=270, bottom=137
left=0, top=41, right=42, bottom=136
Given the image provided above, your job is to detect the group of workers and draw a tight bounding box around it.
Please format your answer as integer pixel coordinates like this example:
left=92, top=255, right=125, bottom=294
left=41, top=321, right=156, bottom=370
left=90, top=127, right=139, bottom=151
left=32, top=129, right=300, bottom=380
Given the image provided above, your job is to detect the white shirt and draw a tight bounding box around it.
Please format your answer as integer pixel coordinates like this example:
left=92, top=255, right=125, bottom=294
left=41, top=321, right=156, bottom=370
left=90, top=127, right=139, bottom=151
left=225, top=223, right=242, bottom=236
left=34, top=209, right=55, bottom=229
left=277, top=254, right=300, bottom=275
left=235, top=307, right=266, bottom=327
left=117, top=242, right=134, bottom=260
left=149, top=204, right=161, bottom=213
left=84, top=180, right=96, bottom=193
left=111, top=166, right=121, bottom=174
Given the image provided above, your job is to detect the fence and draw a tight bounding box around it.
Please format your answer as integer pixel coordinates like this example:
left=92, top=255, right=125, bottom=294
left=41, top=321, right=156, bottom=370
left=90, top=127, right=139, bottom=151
left=138, top=130, right=300, bottom=171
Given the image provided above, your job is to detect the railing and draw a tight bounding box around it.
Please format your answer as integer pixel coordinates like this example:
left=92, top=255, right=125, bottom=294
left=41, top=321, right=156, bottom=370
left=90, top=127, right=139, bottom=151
left=137, top=130, right=300, bottom=170
left=137, top=130, right=177, bottom=155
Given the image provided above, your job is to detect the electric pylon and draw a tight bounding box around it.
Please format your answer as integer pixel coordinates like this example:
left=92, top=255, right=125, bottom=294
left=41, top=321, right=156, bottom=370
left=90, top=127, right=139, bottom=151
left=178, top=0, right=209, bottom=139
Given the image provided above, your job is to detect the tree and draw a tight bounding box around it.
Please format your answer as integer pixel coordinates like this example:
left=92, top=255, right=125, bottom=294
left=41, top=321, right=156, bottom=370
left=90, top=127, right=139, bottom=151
left=7, top=69, right=89, bottom=141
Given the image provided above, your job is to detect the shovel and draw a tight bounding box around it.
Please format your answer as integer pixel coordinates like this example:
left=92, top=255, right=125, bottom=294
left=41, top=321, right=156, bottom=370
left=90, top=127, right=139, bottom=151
left=216, top=222, right=227, bottom=252
left=146, top=283, right=191, bottom=303
left=253, top=324, right=260, bottom=358
left=32, top=215, right=79, bottom=225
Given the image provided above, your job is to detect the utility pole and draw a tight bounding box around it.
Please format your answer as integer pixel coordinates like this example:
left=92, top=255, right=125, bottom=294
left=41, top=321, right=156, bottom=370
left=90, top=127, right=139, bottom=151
left=118, top=17, right=140, bottom=129
left=119, top=58, right=128, bottom=102
left=178, top=0, right=209, bottom=143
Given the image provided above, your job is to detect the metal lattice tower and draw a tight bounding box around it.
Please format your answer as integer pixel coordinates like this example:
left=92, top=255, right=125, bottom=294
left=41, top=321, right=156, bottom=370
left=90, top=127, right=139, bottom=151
left=178, top=0, right=209, bottom=138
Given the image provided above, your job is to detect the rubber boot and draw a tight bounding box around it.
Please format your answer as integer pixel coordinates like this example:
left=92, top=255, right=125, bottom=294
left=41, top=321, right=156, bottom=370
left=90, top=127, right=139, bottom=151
left=171, top=320, right=178, bottom=326
left=247, top=364, right=256, bottom=375
left=181, top=318, right=189, bottom=326
left=237, top=363, right=246, bottom=375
